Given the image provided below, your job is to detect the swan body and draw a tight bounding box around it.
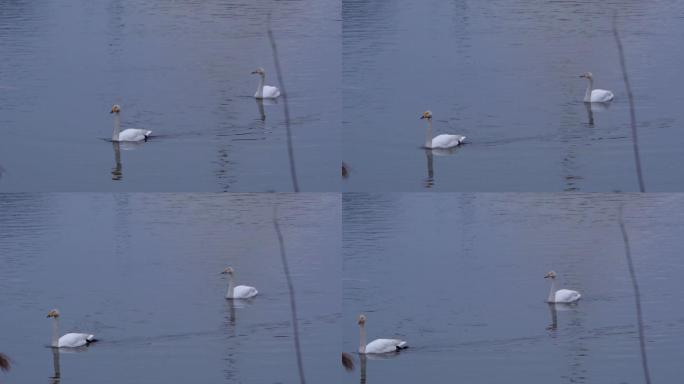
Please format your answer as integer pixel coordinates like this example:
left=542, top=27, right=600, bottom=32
left=110, top=104, right=152, bottom=142
left=357, top=314, right=408, bottom=355
left=431, top=134, right=466, bottom=149
left=56, top=333, right=96, bottom=348
left=222, top=267, right=258, bottom=299
left=545, top=271, right=581, bottom=303
left=420, top=111, right=465, bottom=149
left=580, top=72, right=614, bottom=102
left=47, top=309, right=97, bottom=348
left=251, top=67, right=280, bottom=99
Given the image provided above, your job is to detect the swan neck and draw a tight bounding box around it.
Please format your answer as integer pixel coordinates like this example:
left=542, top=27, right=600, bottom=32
left=425, top=119, right=433, bottom=149
left=547, top=279, right=557, bottom=303
left=51, top=317, right=60, bottom=347
left=112, top=113, right=121, bottom=141
left=255, top=75, right=265, bottom=98
left=226, top=275, right=235, bottom=299
left=358, top=323, right=367, bottom=354
left=584, top=78, right=594, bottom=102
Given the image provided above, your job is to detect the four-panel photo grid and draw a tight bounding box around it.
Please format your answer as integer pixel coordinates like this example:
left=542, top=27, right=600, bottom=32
left=1, top=1, right=683, bottom=383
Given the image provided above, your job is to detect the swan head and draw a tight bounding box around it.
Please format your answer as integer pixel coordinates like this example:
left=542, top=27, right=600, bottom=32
left=110, top=104, right=121, bottom=114
left=579, top=72, right=593, bottom=79
left=420, top=110, right=433, bottom=120
left=251, top=67, right=265, bottom=76
left=221, top=267, right=234, bottom=275
left=357, top=314, right=367, bottom=325
left=46, top=309, right=60, bottom=318
left=544, top=271, right=557, bottom=279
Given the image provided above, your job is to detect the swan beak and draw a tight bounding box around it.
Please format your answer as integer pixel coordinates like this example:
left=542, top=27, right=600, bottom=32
left=109, top=110, right=114, bottom=114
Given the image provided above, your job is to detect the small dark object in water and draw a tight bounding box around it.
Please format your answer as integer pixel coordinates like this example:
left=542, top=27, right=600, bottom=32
left=342, top=162, right=350, bottom=178
left=0, top=353, right=10, bottom=372
left=341, top=352, right=355, bottom=371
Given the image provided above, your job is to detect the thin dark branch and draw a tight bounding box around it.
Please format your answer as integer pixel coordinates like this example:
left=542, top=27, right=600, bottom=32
left=618, top=205, right=652, bottom=384
left=273, top=205, right=306, bottom=384
left=613, top=12, right=645, bottom=192
left=267, top=13, right=300, bottom=192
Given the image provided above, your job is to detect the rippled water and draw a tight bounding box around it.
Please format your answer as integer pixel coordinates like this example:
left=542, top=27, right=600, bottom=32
left=0, top=193, right=340, bottom=383
left=343, top=193, right=684, bottom=383
left=343, top=0, right=684, bottom=191
left=0, top=0, right=340, bottom=191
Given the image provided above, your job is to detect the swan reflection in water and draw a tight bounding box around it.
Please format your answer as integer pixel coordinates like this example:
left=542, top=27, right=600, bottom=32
left=546, top=302, right=580, bottom=331
left=112, top=142, right=122, bottom=180
left=50, top=347, right=60, bottom=383
left=48, top=344, right=90, bottom=383
left=424, top=147, right=462, bottom=188
left=343, top=352, right=407, bottom=384
left=584, top=101, right=611, bottom=127
left=111, top=141, right=148, bottom=181
left=255, top=96, right=278, bottom=121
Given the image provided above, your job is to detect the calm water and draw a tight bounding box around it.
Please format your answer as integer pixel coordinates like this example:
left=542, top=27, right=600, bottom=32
left=343, top=0, right=684, bottom=191
left=343, top=193, right=684, bottom=383
left=0, top=193, right=340, bottom=383
left=0, top=0, right=340, bottom=192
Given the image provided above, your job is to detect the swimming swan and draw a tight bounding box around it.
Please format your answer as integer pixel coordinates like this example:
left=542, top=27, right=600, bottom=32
left=251, top=67, right=280, bottom=99
left=109, top=105, right=151, bottom=142
left=46, top=309, right=97, bottom=348
left=357, top=314, right=408, bottom=354
left=579, top=72, right=614, bottom=102
left=420, top=111, right=466, bottom=149
left=544, top=271, right=581, bottom=303
left=221, top=267, right=258, bottom=299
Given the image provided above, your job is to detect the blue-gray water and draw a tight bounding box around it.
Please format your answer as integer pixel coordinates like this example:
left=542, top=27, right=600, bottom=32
left=0, top=0, right=340, bottom=192
left=0, top=193, right=340, bottom=383
left=343, top=193, right=684, bottom=383
left=343, top=0, right=684, bottom=191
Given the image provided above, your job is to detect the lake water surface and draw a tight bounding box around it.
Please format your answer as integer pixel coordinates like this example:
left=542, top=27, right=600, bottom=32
left=0, top=193, right=340, bottom=383
left=0, top=0, right=340, bottom=191
left=343, top=0, right=684, bottom=191
left=343, top=193, right=684, bottom=383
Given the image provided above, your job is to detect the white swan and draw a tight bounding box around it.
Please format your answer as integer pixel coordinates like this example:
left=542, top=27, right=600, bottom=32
left=221, top=267, right=258, bottom=299
left=579, top=72, right=614, bottom=102
left=110, top=104, right=152, bottom=142
left=46, top=309, right=97, bottom=348
left=251, top=67, right=280, bottom=99
left=357, top=314, right=408, bottom=354
left=420, top=111, right=466, bottom=149
left=545, top=271, right=581, bottom=303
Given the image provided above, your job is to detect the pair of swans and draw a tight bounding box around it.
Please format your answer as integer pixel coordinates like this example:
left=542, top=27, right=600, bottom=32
left=350, top=271, right=578, bottom=355
left=419, top=72, right=613, bottom=148
left=45, top=267, right=257, bottom=348
left=106, top=67, right=278, bottom=141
